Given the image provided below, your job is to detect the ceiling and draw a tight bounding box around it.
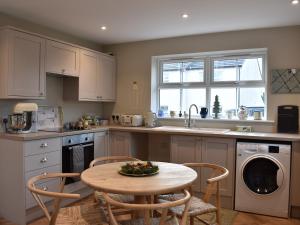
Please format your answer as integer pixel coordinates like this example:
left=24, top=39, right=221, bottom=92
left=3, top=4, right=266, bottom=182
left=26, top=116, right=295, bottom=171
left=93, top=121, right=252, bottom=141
left=0, top=0, right=300, bottom=44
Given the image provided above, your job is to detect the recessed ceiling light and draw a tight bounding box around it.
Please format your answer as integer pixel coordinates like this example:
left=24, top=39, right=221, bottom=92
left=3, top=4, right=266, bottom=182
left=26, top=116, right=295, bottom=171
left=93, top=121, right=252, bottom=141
left=101, top=26, right=107, bottom=30
left=181, top=13, right=189, bottom=19
left=291, top=0, right=299, bottom=5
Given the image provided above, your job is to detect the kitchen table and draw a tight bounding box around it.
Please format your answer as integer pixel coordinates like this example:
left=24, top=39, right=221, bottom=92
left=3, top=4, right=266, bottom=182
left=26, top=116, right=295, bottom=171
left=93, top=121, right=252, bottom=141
left=81, top=161, right=197, bottom=200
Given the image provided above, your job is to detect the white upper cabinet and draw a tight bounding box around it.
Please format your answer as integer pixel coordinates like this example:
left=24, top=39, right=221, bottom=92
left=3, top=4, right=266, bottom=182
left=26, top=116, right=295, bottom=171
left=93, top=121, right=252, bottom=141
left=99, top=54, right=116, bottom=101
left=46, top=40, right=79, bottom=77
left=79, top=49, right=99, bottom=101
left=78, top=51, right=116, bottom=102
left=0, top=29, right=46, bottom=99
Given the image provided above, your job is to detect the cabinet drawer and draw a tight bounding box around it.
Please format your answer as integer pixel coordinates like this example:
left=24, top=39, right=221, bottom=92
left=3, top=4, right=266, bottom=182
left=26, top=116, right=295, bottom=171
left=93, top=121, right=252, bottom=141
left=24, top=138, right=61, bottom=156
left=25, top=164, right=61, bottom=183
left=25, top=150, right=61, bottom=172
left=26, top=178, right=60, bottom=209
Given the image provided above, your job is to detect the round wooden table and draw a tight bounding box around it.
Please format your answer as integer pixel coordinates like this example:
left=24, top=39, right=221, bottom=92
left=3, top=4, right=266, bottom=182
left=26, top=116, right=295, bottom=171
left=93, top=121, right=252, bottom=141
left=81, top=161, right=197, bottom=196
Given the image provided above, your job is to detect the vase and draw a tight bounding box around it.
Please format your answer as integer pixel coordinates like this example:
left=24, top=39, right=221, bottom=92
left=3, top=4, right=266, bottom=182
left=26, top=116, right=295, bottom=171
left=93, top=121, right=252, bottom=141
left=200, top=107, right=208, bottom=118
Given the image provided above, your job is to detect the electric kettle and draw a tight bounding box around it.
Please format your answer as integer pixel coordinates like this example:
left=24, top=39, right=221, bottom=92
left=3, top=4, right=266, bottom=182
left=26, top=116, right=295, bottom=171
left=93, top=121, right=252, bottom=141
left=145, top=111, right=157, bottom=128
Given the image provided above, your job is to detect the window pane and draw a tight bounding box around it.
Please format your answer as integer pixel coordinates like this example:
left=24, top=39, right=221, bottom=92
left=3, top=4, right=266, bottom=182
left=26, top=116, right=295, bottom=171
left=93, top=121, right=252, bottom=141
left=213, top=59, right=237, bottom=82
left=240, top=58, right=263, bottom=81
left=159, top=89, right=180, bottom=113
left=211, top=88, right=237, bottom=116
left=162, top=62, right=180, bottom=83
left=183, top=61, right=204, bottom=82
left=240, top=87, right=265, bottom=117
left=182, top=89, right=206, bottom=112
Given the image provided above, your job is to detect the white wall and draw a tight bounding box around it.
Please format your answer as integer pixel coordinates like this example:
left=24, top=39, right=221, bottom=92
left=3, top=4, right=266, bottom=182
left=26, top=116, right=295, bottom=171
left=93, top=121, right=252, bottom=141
left=103, top=26, right=300, bottom=132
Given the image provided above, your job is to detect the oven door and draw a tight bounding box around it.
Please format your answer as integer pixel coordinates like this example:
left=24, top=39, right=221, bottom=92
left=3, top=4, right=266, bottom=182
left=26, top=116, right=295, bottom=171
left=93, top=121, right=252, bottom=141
left=62, top=142, right=94, bottom=184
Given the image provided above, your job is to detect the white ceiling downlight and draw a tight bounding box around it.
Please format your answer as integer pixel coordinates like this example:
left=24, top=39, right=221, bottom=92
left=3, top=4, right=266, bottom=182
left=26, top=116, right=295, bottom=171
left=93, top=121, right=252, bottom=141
left=291, top=0, right=299, bottom=5
left=182, top=13, right=189, bottom=19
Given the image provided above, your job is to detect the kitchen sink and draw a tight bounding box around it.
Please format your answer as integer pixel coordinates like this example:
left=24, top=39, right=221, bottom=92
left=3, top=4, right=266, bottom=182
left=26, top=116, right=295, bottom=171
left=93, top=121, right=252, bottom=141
left=152, top=126, right=230, bottom=134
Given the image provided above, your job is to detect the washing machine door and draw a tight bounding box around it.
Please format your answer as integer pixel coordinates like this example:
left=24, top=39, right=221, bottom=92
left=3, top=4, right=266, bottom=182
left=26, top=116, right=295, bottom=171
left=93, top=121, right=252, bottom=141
left=242, top=156, right=284, bottom=195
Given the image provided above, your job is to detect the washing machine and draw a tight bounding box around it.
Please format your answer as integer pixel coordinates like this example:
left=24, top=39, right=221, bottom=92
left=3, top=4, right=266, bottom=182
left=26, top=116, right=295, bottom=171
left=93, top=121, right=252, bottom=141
left=235, top=140, right=291, bottom=218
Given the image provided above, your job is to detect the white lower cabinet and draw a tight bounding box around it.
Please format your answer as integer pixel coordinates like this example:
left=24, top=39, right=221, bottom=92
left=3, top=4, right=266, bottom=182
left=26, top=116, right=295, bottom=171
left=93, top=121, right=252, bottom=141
left=94, top=131, right=109, bottom=158
left=201, top=137, right=235, bottom=197
left=109, top=131, right=132, bottom=156
left=170, top=135, right=202, bottom=191
left=0, top=137, right=62, bottom=225
left=170, top=135, right=235, bottom=198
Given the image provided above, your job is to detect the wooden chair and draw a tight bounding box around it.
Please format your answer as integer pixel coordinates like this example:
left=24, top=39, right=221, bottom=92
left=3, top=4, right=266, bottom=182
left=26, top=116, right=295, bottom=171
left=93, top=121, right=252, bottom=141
left=89, top=156, right=139, bottom=205
left=103, top=189, right=191, bottom=225
left=27, top=173, right=106, bottom=225
left=159, top=163, right=229, bottom=225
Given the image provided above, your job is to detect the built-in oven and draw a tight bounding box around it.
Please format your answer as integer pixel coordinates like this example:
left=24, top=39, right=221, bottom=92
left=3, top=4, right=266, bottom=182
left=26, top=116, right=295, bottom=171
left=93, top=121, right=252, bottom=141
left=62, top=133, right=94, bottom=184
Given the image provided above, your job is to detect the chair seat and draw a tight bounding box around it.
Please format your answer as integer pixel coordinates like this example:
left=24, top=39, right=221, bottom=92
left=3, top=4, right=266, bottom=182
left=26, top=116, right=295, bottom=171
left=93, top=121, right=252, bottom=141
left=95, top=191, right=135, bottom=205
left=120, top=216, right=179, bottom=225
left=56, top=203, right=108, bottom=225
left=159, top=194, right=217, bottom=217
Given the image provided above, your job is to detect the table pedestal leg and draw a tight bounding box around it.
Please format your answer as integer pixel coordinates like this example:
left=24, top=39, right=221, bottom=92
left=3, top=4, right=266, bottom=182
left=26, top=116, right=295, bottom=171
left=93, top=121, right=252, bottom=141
left=134, top=195, right=147, bottom=218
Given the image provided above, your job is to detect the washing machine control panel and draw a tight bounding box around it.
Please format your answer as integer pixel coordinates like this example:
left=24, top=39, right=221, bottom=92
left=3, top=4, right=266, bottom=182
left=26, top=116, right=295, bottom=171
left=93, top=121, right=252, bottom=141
left=237, top=142, right=291, bottom=156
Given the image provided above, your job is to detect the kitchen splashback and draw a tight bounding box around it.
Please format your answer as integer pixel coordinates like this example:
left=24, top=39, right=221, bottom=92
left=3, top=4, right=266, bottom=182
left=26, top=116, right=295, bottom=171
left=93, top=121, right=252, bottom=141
left=0, top=76, right=103, bottom=132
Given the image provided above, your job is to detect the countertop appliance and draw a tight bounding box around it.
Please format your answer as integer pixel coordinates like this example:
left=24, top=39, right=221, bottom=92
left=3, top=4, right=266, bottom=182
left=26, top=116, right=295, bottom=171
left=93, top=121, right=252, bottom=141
left=235, top=139, right=291, bottom=218
left=62, top=133, right=94, bottom=184
left=277, top=105, right=299, bottom=133
left=6, top=103, right=38, bottom=134
left=120, top=114, right=143, bottom=127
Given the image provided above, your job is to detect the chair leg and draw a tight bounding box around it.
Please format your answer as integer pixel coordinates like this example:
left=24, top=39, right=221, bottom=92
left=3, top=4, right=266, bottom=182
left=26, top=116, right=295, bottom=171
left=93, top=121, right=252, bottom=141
left=216, top=210, right=221, bottom=225
left=94, top=192, right=99, bottom=203
left=190, top=216, right=194, bottom=225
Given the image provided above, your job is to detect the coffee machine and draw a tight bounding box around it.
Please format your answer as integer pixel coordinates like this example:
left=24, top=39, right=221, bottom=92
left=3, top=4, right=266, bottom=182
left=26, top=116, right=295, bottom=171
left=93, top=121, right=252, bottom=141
left=6, top=103, right=38, bottom=133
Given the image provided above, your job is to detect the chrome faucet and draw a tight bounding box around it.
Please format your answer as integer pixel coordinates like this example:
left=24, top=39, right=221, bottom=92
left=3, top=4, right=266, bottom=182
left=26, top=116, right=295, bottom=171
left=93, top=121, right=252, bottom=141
left=188, top=104, right=199, bottom=128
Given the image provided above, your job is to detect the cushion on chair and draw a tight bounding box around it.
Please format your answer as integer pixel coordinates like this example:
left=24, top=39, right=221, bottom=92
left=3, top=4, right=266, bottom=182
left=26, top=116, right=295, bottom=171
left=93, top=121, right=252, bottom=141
left=95, top=191, right=135, bottom=205
left=56, top=203, right=108, bottom=225
left=120, top=216, right=179, bottom=225
left=159, top=194, right=217, bottom=217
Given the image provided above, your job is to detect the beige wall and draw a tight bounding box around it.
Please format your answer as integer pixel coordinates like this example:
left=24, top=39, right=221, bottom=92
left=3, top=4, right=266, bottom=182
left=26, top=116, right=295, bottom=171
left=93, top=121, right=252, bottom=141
left=0, top=12, right=104, bottom=130
left=103, top=26, right=300, bottom=131
left=0, top=76, right=103, bottom=126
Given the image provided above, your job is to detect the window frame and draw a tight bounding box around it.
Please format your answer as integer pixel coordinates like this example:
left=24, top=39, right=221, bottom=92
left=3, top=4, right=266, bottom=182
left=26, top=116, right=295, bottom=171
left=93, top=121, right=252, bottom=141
left=151, top=48, right=268, bottom=119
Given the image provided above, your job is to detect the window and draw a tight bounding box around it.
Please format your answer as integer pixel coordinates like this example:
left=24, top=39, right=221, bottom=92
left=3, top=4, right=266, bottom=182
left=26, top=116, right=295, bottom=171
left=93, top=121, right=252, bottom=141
left=152, top=49, right=267, bottom=119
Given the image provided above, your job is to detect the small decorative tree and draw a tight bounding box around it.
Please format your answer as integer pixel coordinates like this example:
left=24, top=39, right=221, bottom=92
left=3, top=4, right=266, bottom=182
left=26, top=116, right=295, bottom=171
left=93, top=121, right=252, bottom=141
left=212, top=95, right=221, bottom=119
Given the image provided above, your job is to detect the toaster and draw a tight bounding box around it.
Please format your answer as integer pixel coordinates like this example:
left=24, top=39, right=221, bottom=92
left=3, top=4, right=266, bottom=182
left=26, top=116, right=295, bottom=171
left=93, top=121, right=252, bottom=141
left=120, top=115, right=143, bottom=127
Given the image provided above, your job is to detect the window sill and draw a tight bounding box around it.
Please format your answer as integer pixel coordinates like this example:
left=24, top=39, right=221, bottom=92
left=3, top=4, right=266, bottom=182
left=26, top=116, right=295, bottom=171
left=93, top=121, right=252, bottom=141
left=157, top=117, right=275, bottom=125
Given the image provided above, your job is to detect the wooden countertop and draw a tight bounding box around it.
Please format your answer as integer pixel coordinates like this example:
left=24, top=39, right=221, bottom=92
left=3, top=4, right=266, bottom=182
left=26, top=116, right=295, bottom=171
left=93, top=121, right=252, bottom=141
left=0, top=125, right=300, bottom=141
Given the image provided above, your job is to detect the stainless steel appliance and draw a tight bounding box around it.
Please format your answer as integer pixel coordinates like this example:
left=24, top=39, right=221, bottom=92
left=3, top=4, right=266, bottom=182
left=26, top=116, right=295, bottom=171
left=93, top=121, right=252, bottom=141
left=235, top=139, right=291, bottom=217
left=62, top=133, right=94, bottom=184
left=7, top=103, right=38, bottom=133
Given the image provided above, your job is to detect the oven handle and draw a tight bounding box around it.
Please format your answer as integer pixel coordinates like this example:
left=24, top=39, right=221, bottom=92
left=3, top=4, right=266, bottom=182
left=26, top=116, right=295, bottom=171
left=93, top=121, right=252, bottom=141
left=68, top=143, right=94, bottom=150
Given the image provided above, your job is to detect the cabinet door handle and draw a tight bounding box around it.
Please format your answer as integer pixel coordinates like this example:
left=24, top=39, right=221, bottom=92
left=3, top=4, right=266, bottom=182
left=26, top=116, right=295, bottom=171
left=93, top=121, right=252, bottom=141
left=42, top=186, right=48, bottom=191
left=40, top=92, right=44, bottom=96
left=40, top=157, right=48, bottom=163
left=40, top=143, right=48, bottom=148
